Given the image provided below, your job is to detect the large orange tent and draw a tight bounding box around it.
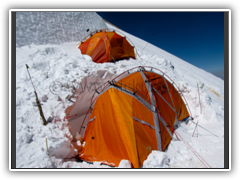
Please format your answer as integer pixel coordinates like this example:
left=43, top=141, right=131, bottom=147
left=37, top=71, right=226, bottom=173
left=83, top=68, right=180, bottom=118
left=78, top=29, right=136, bottom=63
left=65, top=66, right=191, bottom=168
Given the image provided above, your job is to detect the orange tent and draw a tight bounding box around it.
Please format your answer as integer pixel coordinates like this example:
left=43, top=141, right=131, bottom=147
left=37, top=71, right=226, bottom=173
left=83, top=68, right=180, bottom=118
left=78, top=29, right=136, bottom=63
left=65, top=66, right=191, bottom=168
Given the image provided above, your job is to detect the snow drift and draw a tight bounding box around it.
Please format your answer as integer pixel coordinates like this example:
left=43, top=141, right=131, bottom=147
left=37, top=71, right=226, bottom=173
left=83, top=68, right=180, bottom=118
left=14, top=12, right=224, bottom=169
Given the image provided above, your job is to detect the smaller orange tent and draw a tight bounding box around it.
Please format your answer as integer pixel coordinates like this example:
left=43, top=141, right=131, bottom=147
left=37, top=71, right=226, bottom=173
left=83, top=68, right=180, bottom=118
left=78, top=29, right=136, bottom=63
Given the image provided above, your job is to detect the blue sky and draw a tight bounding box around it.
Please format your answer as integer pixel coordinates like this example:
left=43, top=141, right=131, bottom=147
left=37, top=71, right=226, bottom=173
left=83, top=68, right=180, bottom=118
left=97, top=12, right=224, bottom=80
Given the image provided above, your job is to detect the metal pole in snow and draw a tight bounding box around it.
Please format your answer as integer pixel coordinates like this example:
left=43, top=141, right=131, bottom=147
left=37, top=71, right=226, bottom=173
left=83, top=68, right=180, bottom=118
left=192, top=83, right=202, bottom=137
left=26, top=64, right=36, bottom=92
left=197, top=83, right=202, bottom=114
left=141, top=34, right=154, bottom=53
left=46, top=138, right=49, bottom=155
left=192, top=120, right=199, bottom=137
left=26, top=64, right=47, bottom=126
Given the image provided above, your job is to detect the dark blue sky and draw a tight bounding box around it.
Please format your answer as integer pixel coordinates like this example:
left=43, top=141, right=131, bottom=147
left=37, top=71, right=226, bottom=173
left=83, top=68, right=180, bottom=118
left=97, top=12, right=224, bottom=80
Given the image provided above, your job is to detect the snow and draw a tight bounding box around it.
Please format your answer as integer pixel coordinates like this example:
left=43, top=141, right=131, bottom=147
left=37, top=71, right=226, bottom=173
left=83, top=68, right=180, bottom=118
left=118, top=160, right=132, bottom=168
left=143, top=151, right=169, bottom=168
left=14, top=12, right=224, bottom=169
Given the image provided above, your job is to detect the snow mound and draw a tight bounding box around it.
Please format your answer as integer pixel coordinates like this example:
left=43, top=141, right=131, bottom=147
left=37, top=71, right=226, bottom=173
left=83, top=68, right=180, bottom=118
left=16, top=12, right=107, bottom=47
left=118, top=160, right=132, bottom=168
left=143, top=151, right=169, bottom=168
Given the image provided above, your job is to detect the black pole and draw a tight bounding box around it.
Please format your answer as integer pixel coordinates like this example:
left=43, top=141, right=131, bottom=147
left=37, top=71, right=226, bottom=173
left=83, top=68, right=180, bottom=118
left=26, top=64, right=47, bottom=125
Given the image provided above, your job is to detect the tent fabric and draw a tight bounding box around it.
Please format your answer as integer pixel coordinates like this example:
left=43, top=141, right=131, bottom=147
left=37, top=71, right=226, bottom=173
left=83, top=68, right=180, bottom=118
left=65, top=67, right=190, bottom=168
left=79, top=88, right=157, bottom=168
left=78, top=30, right=136, bottom=63
left=65, top=70, right=117, bottom=137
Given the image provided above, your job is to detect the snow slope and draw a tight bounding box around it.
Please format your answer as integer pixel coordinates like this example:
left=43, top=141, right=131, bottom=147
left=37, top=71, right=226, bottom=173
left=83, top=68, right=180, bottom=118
left=14, top=12, right=224, bottom=169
